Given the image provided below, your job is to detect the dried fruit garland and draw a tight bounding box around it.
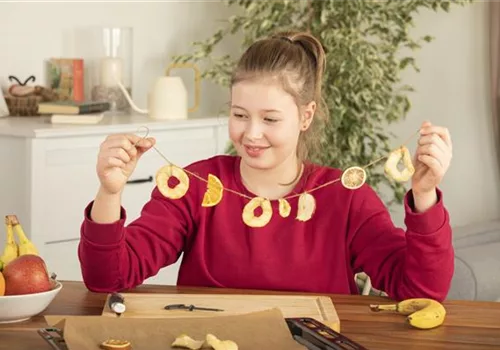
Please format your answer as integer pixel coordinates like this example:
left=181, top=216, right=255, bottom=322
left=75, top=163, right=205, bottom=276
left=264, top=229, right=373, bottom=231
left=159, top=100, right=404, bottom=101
left=145, top=128, right=417, bottom=228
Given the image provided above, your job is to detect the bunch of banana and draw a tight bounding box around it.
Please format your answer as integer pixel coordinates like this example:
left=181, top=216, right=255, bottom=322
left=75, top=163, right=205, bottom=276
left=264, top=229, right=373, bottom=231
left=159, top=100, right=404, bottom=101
left=369, top=298, right=446, bottom=330
left=6, top=215, right=38, bottom=256
left=0, top=215, right=39, bottom=270
left=0, top=217, right=19, bottom=269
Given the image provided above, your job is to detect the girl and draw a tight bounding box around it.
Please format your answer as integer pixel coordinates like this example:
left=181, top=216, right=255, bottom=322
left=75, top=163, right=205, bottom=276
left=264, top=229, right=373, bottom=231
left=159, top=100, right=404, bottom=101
left=78, top=31, right=454, bottom=302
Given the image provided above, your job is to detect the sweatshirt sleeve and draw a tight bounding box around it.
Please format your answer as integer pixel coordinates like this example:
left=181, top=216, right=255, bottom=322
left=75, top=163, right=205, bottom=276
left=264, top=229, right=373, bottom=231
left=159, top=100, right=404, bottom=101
left=77, top=185, right=198, bottom=293
left=347, top=186, right=454, bottom=302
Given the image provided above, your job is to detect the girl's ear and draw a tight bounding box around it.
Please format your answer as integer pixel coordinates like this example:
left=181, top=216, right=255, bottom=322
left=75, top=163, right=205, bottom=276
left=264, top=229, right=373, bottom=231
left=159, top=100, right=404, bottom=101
left=301, top=101, right=316, bottom=130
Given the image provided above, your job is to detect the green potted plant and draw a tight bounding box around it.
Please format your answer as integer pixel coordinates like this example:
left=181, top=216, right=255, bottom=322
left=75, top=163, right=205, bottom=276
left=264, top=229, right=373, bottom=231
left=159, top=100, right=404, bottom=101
left=173, top=0, right=470, bottom=206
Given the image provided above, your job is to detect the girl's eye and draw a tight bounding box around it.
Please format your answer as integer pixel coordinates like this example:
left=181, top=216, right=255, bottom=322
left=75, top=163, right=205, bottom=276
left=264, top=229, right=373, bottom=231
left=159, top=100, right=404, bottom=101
left=233, top=113, right=246, bottom=118
left=264, top=117, right=279, bottom=123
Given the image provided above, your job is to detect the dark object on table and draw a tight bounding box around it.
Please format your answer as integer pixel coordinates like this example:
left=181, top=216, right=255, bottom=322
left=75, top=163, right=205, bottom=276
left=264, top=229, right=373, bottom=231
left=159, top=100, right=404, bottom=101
left=286, top=317, right=370, bottom=350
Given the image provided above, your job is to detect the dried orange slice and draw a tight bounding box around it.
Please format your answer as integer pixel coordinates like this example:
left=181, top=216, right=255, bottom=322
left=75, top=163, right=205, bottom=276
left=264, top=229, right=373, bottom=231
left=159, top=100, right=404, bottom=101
left=100, top=339, right=132, bottom=350
left=156, top=164, right=190, bottom=199
left=278, top=198, right=291, bottom=218
left=341, top=166, right=366, bottom=190
left=296, top=193, right=316, bottom=222
left=202, top=174, right=223, bottom=207
left=384, top=146, right=415, bottom=182
left=242, top=197, right=272, bottom=228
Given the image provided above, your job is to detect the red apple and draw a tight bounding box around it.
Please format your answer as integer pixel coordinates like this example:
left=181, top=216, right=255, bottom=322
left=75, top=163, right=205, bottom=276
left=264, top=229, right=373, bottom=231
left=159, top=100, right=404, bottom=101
left=3, top=254, right=52, bottom=295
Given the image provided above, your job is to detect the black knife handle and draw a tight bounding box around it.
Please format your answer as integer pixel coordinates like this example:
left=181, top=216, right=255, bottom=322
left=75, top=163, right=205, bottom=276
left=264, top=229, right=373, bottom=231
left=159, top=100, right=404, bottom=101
left=126, top=176, right=153, bottom=184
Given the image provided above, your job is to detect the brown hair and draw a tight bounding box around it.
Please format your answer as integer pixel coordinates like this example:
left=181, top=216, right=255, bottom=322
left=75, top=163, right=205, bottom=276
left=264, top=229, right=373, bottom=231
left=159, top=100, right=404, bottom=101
left=231, top=30, right=328, bottom=164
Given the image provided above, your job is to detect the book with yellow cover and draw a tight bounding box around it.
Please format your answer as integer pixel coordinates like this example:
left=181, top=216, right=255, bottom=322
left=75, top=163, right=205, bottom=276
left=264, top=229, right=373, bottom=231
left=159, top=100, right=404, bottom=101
left=38, top=100, right=110, bottom=115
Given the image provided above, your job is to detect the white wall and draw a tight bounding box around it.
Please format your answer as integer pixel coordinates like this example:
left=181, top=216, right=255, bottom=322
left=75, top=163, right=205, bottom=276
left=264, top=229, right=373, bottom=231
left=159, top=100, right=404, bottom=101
left=0, top=1, right=498, bottom=230
left=0, top=1, right=238, bottom=119
left=388, top=1, right=500, bottom=229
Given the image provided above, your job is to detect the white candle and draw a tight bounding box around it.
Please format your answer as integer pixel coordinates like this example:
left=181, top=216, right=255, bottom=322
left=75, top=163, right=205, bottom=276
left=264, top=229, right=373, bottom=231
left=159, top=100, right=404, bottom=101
left=100, top=57, right=123, bottom=87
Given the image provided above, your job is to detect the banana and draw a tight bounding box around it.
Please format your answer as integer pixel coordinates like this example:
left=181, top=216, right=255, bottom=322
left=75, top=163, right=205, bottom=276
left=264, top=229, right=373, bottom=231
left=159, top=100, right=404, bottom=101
left=370, top=298, right=446, bottom=330
left=7, top=215, right=38, bottom=256
left=0, top=218, right=19, bottom=266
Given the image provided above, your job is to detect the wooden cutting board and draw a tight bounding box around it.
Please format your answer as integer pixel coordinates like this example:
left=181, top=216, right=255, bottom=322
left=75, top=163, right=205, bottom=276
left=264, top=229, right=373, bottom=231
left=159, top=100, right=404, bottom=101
left=101, top=293, right=341, bottom=332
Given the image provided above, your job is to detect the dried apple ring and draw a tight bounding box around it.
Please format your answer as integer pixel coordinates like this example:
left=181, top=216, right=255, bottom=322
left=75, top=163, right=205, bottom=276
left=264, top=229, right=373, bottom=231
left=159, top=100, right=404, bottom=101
left=242, top=197, right=272, bottom=228
left=206, top=334, right=239, bottom=350
left=278, top=198, right=291, bottom=218
left=341, top=166, right=366, bottom=190
left=171, top=334, right=204, bottom=349
left=155, top=164, right=190, bottom=199
left=384, top=146, right=415, bottom=182
left=296, top=193, right=316, bottom=222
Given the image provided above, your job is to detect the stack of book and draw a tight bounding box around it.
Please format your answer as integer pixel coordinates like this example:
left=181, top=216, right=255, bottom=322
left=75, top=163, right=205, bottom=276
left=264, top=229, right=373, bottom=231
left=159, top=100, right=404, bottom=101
left=37, top=100, right=111, bottom=124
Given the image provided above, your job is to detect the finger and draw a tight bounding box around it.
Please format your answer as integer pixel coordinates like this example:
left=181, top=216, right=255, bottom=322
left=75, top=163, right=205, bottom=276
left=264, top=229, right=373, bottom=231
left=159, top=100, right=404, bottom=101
left=104, top=136, right=143, bottom=159
left=134, top=136, right=156, bottom=150
left=420, top=120, right=432, bottom=128
left=106, top=147, right=131, bottom=163
left=416, top=143, right=446, bottom=167
left=100, top=155, right=126, bottom=169
left=417, top=154, right=444, bottom=178
left=419, top=126, right=452, bottom=150
left=418, top=133, right=449, bottom=154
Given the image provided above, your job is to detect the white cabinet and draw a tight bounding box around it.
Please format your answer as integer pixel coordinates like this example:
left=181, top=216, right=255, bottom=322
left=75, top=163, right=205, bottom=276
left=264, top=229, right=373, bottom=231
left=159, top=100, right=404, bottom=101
left=0, top=114, right=230, bottom=286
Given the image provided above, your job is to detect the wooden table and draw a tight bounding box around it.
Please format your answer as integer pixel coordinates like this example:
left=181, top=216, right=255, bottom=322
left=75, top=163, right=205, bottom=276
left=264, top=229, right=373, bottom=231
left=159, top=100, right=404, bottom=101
left=1, top=281, right=500, bottom=349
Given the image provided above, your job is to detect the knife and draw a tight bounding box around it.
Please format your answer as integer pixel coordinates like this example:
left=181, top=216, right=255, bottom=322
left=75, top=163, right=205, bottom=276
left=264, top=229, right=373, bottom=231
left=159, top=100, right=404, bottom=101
left=108, top=292, right=126, bottom=317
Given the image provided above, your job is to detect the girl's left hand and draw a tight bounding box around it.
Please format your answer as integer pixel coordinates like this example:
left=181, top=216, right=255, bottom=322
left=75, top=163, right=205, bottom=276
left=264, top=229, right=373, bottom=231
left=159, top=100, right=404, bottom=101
left=411, top=121, right=453, bottom=195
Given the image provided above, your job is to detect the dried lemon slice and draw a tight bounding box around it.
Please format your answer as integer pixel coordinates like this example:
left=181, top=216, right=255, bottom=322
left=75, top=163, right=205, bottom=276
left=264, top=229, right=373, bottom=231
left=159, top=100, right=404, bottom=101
left=296, top=193, right=316, bottom=222
left=100, top=339, right=131, bottom=350
left=172, top=334, right=204, bottom=349
left=384, top=146, right=415, bottom=182
left=202, top=174, right=224, bottom=207
left=278, top=198, right=291, bottom=218
left=242, top=197, right=272, bottom=228
left=156, top=164, right=190, bottom=199
left=341, top=166, right=366, bottom=190
left=206, top=334, right=239, bottom=350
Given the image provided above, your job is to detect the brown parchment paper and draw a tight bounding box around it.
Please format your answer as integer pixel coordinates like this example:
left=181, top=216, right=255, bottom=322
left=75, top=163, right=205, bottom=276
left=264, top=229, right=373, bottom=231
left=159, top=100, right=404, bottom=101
left=45, top=308, right=306, bottom=350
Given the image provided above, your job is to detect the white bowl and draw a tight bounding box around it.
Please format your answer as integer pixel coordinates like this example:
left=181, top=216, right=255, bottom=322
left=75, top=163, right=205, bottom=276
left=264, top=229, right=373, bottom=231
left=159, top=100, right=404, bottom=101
left=0, top=281, right=62, bottom=323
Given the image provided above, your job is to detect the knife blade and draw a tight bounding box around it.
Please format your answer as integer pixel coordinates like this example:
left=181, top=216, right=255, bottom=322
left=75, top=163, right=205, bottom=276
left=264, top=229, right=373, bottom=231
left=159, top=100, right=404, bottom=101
left=164, top=303, right=224, bottom=312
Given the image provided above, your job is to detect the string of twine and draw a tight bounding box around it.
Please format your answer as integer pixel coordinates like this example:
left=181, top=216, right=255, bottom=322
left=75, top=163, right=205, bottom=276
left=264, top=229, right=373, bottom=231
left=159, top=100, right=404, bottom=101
left=134, top=126, right=419, bottom=201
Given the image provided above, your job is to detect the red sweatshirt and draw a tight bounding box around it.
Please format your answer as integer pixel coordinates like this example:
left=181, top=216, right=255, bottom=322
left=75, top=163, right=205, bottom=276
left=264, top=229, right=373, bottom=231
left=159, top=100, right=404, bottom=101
left=78, top=155, right=454, bottom=301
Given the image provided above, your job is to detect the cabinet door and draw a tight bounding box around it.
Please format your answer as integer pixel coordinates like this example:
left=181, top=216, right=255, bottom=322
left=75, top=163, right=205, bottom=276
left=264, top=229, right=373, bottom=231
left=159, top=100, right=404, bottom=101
left=43, top=239, right=82, bottom=281
left=43, top=238, right=181, bottom=286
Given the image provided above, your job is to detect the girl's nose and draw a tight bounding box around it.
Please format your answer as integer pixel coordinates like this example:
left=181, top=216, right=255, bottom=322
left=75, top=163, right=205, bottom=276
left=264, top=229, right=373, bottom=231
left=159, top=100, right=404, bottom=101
left=245, top=120, right=264, bottom=140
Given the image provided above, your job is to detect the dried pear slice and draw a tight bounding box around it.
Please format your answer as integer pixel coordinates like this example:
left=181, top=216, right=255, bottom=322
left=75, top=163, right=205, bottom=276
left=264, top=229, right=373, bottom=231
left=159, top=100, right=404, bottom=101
left=206, top=334, right=239, bottom=350
left=171, top=334, right=205, bottom=349
left=155, top=164, right=190, bottom=199
left=202, top=174, right=224, bottom=207
left=296, top=192, right=316, bottom=222
left=242, top=197, right=272, bottom=228
left=341, top=166, right=366, bottom=190
left=384, top=146, right=415, bottom=182
left=99, top=339, right=131, bottom=350
left=278, top=198, right=291, bottom=218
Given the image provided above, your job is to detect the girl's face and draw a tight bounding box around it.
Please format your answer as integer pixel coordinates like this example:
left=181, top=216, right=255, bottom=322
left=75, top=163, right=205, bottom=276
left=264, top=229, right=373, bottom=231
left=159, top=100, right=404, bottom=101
left=229, top=79, right=314, bottom=171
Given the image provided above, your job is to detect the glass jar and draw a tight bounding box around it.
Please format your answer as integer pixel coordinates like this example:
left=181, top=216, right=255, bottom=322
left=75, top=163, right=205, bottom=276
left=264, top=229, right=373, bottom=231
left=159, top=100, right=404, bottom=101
left=90, top=27, right=133, bottom=112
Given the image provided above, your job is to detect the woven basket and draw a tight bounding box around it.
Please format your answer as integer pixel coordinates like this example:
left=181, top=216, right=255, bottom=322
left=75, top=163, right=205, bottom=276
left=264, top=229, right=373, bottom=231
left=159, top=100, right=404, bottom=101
left=4, top=87, right=59, bottom=117
left=5, top=95, right=44, bottom=116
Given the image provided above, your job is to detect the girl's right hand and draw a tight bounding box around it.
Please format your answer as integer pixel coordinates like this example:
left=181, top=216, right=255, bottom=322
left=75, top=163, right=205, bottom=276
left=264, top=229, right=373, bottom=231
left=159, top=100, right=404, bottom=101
left=96, top=134, right=156, bottom=195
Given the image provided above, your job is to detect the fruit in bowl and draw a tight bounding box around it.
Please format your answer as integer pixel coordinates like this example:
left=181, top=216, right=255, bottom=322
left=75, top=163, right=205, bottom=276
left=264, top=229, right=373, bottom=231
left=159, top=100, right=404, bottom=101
left=3, top=254, right=54, bottom=295
left=0, top=215, right=62, bottom=323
